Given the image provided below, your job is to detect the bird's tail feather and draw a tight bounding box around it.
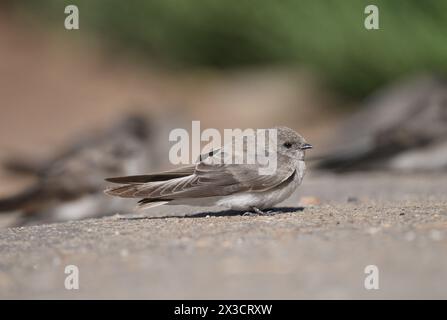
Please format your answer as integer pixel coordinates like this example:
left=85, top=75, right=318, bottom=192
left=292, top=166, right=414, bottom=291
left=136, top=200, right=170, bottom=211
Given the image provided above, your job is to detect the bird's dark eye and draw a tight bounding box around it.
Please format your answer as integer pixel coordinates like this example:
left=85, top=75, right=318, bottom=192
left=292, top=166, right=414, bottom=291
left=283, top=142, right=292, bottom=149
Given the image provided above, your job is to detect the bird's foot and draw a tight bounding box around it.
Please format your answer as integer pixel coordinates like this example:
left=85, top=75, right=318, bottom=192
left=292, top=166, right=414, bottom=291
left=242, top=207, right=274, bottom=216
left=242, top=211, right=256, bottom=216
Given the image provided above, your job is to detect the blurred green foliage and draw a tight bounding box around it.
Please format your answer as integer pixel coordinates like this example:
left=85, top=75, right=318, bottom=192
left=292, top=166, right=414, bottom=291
left=15, top=0, right=447, bottom=97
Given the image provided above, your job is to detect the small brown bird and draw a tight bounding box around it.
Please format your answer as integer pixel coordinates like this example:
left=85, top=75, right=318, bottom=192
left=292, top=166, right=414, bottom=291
left=105, top=126, right=312, bottom=214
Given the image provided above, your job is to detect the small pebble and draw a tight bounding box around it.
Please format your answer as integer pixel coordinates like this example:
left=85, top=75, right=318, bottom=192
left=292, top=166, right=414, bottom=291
left=347, top=196, right=359, bottom=203
left=120, top=249, right=129, bottom=257
left=366, top=227, right=381, bottom=235
left=299, top=196, right=321, bottom=206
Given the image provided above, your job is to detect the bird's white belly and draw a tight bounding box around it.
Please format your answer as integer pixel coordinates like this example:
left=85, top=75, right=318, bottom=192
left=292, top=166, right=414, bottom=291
left=217, top=161, right=305, bottom=210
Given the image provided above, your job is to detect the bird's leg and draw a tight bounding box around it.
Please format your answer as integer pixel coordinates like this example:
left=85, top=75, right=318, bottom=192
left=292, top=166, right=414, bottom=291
left=242, top=211, right=257, bottom=216
left=242, top=207, right=274, bottom=216
left=252, top=207, right=267, bottom=215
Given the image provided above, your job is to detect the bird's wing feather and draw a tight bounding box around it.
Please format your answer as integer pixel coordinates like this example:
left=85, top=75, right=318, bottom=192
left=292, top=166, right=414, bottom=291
left=105, top=165, right=195, bottom=183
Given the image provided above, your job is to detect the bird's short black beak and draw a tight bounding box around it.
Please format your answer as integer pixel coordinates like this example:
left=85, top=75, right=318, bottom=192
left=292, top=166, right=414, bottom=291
left=300, top=143, right=313, bottom=150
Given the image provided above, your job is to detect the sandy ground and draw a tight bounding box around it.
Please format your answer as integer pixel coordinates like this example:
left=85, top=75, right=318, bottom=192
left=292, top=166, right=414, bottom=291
left=1, top=171, right=446, bottom=299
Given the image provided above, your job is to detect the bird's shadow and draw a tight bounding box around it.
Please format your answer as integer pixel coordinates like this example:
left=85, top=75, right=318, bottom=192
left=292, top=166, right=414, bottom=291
left=118, top=206, right=304, bottom=221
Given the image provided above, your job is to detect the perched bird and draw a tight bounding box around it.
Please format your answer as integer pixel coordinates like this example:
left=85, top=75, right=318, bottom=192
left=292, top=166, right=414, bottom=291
left=105, top=126, right=312, bottom=214
left=0, top=115, right=154, bottom=225
left=316, top=75, right=447, bottom=171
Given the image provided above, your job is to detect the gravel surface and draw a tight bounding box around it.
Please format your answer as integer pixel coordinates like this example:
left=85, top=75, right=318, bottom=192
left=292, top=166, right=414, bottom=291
left=1, top=172, right=447, bottom=299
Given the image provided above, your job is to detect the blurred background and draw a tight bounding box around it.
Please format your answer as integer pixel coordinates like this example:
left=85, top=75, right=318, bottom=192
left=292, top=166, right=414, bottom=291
left=1, top=0, right=447, bottom=225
